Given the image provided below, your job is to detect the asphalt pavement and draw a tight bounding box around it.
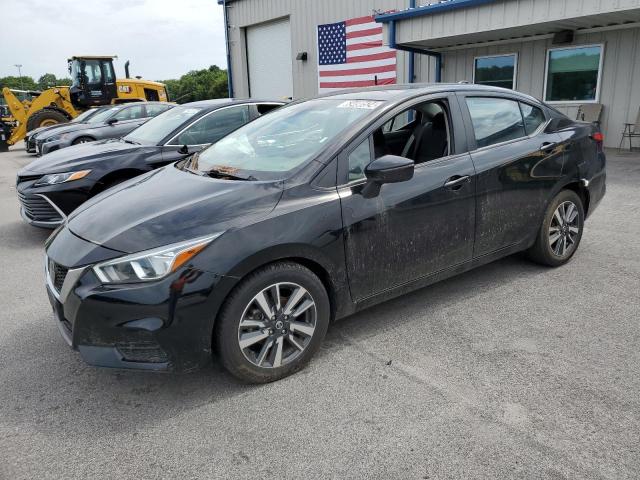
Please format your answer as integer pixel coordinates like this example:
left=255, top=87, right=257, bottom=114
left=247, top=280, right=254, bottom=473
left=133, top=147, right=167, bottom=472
left=1, top=143, right=639, bottom=479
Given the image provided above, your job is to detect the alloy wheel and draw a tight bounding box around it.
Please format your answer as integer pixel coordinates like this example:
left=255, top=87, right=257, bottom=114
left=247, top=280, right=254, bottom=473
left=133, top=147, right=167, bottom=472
left=238, top=282, right=317, bottom=368
left=549, top=201, right=580, bottom=257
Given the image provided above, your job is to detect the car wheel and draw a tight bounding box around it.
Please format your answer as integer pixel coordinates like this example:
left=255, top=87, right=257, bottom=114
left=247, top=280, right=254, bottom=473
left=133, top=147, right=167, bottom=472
left=216, top=262, right=330, bottom=383
left=527, top=189, right=585, bottom=267
left=72, top=136, right=94, bottom=145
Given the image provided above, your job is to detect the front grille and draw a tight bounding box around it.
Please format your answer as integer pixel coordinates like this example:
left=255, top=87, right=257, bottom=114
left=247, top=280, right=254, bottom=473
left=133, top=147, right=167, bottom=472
left=17, top=192, right=63, bottom=223
left=26, top=138, right=36, bottom=151
left=48, top=259, right=69, bottom=293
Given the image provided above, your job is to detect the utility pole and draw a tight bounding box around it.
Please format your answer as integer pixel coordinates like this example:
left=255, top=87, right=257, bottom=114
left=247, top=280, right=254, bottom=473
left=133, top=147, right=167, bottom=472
left=14, top=64, right=24, bottom=91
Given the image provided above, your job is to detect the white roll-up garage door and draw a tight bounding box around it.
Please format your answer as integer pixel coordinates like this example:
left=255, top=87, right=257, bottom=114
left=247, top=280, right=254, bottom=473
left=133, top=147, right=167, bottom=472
left=246, top=18, right=293, bottom=99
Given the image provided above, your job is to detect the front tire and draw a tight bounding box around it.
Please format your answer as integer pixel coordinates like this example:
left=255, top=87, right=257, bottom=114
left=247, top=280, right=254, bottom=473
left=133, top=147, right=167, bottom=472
left=216, top=262, right=330, bottom=383
left=72, top=136, right=95, bottom=145
left=527, top=189, right=584, bottom=267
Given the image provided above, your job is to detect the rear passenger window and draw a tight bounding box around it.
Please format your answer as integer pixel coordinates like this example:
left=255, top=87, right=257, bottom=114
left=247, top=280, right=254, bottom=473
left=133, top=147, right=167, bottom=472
left=466, top=97, right=525, bottom=148
left=520, top=103, right=546, bottom=135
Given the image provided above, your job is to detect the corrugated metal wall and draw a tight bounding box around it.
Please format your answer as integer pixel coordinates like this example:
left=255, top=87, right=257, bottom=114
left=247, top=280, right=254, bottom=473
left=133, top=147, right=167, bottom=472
left=397, top=0, right=640, bottom=44
left=419, top=26, right=640, bottom=147
left=225, top=0, right=412, bottom=99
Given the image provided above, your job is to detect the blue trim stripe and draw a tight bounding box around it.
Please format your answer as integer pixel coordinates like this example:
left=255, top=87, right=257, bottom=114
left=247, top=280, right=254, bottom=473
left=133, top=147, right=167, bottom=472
left=375, top=0, right=497, bottom=23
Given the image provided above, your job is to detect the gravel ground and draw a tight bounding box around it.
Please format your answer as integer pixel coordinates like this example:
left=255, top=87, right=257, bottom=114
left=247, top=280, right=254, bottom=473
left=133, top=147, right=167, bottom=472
left=1, top=143, right=639, bottom=480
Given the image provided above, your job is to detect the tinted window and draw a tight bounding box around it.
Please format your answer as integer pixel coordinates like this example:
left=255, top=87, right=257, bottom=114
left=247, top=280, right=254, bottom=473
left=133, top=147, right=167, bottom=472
left=172, top=106, right=250, bottom=146
left=145, top=104, right=172, bottom=117
left=474, top=55, right=517, bottom=90
left=545, top=45, right=602, bottom=102
left=348, top=138, right=371, bottom=182
left=520, top=103, right=545, bottom=135
left=466, top=97, right=525, bottom=148
left=113, top=105, right=145, bottom=121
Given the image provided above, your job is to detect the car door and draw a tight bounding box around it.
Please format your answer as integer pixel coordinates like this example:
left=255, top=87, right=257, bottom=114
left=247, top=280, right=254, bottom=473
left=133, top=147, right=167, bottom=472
left=338, top=95, right=476, bottom=302
left=102, top=104, right=147, bottom=138
left=458, top=94, right=564, bottom=257
left=160, top=104, right=252, bottom=165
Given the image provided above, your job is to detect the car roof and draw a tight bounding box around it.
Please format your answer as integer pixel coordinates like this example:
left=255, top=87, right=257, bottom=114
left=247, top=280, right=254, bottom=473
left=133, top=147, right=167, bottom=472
left=180, top=98, right=286, bottom=111
left=317, top=83, right=541, bottom=105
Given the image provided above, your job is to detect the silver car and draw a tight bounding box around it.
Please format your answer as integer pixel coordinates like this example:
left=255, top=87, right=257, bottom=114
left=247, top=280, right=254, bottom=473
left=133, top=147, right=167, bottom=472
left=25, top=107, right=108, bottom=153
left=35, top=102, right=174, bottom=155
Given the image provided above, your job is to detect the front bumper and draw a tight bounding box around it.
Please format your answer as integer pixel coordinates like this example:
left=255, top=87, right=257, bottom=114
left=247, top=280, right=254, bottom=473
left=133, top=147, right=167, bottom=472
left=44, top=228, right=235, bottom=372
left=38, top=138, right=70, bottom=156
left=16, top=176, right=95, bottom=228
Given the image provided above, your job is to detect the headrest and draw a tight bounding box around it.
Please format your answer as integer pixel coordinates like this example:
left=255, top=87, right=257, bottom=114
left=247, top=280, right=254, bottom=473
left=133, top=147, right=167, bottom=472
left=431, top=112, right=446, bottom=130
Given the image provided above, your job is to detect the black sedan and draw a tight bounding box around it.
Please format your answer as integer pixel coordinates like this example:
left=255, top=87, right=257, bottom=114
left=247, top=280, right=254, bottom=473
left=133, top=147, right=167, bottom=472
left=17, top=99, right=284, bottom=227
left=44, top=84, right=606, bottom=382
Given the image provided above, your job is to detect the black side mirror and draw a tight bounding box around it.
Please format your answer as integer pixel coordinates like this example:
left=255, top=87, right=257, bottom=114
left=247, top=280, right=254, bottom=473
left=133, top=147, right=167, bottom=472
left=361, top=155, right=414, bottom=198
left=107, top=118, right=118, bottom=125
left=178, top=144, right=189, bottom=155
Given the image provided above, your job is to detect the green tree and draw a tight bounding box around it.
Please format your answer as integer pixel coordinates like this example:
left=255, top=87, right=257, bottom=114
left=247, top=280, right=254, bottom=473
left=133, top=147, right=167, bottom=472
left=0, top=75, right=39, bottom=91
left=161, top=65, right=228, bottom=104
left=37, top=74, right=73, bottom=89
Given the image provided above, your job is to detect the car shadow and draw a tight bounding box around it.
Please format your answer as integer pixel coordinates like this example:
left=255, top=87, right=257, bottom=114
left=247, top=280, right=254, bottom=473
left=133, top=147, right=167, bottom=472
left=0, top=253, right=551, bottom=437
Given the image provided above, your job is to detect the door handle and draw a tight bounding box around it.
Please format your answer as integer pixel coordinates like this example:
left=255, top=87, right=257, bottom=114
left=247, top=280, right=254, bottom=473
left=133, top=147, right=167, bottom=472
left=540, top=142, right=557, bottom=152
left=444, top=175, right=471, bottom=189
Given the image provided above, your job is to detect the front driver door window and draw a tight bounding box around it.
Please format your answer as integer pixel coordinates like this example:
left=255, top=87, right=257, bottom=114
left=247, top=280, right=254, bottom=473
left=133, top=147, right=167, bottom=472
left=171, top=106, right=250, bottom=146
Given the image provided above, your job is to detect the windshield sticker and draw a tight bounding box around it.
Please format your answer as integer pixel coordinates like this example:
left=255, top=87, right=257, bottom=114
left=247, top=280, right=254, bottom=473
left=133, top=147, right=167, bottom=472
left=337, top=100, right=383, bottom=110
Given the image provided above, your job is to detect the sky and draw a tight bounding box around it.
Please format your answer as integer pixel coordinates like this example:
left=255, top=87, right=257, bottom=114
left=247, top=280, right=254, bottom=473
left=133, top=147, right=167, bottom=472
left=0, top=0, right=227, bottom=81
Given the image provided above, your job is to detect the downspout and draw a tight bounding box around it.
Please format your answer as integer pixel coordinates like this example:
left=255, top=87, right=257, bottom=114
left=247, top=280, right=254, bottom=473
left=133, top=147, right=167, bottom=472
left=407, top=0, right=416, bottom=84
left=387, top=19, right=442, bottom=83
left=223, top=0, right=234, bottom=98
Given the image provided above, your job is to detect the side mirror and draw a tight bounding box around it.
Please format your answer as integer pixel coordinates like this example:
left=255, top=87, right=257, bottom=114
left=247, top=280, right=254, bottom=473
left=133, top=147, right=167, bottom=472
left=178, top=144, right=189, bottom=155
left=361, top=155, right=414, bottom=198
left=107, top=118, right=118, bottom=125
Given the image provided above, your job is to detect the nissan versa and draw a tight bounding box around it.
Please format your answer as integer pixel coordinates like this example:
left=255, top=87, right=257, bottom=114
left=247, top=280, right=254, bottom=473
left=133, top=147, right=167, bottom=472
left=44, top=84, right=606, bottom=383
left=17, top=99, right=283, bottom=228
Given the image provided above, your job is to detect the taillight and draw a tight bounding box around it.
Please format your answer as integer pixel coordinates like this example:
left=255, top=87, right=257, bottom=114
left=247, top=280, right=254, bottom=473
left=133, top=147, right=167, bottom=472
left=591, top=132, right=604, bottom=143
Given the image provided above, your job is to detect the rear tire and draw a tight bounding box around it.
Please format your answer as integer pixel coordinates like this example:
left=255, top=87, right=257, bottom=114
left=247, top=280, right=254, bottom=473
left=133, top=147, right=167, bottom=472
left=216, top=262, right=330, bottom=383
left=527, top=190, right=584, bottom=267
left=26, top=109, right=69, bottom=132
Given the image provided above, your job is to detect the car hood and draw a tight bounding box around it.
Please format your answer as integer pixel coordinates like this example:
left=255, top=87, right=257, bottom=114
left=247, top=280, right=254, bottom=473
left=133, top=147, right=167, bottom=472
left=36, top=122, right=103, bottom=139
left=28, top=122, right=74, bottom=138
left=67, top=164, right=285, bottom=253
left=18, top=139, right=143, bottom=175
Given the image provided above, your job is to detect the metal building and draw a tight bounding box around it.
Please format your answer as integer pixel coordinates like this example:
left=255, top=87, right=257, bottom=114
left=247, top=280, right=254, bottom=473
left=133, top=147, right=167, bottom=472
left=221, top=0, right=640, bottom=147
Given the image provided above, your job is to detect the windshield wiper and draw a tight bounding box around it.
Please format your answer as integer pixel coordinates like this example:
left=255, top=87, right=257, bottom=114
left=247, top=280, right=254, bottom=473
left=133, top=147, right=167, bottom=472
left=122, top=138, right=140, bottom=145
left=205, top=168, right=256, bottom=181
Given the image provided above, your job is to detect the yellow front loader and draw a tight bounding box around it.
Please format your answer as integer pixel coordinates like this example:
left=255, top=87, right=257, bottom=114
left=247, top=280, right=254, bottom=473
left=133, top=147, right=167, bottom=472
left=1, top=56, right=168, bottom=146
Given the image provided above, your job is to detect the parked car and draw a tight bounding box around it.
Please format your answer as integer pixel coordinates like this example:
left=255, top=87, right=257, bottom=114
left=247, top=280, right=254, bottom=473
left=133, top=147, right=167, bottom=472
left=43, top=84, right=606, bottom=382
left=34, top=102, right=174, bottom=155
left=24, top=107, right=108, bottom=154
left=17, top=99, right=284, bottom=227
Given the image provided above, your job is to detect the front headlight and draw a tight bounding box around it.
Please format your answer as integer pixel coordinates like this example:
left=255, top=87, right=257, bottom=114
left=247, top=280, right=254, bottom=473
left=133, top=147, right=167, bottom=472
left=93, top=234, right=222, bottom=284
left=34, top=170, right=91, bottom=186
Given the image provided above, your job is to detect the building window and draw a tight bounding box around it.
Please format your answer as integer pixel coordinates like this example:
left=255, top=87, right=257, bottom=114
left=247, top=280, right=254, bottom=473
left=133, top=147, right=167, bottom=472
left=473, top=54, right=517, bottom=90
left=545, top=45, right=603, bottom=103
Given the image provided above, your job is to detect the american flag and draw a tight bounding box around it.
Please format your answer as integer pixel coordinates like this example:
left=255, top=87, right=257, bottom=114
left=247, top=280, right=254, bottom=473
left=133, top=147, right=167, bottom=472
left=317, top=15, right=397, bottom=92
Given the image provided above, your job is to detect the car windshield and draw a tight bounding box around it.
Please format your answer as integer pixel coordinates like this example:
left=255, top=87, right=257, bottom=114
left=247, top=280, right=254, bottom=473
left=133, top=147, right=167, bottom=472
left=124, top=106, right=204, bottom=145
left=86, top=106, right=120, bottom=124
left=71, top=109, right=101, bottom=123
left=188, top=99, right=383, bottom=180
